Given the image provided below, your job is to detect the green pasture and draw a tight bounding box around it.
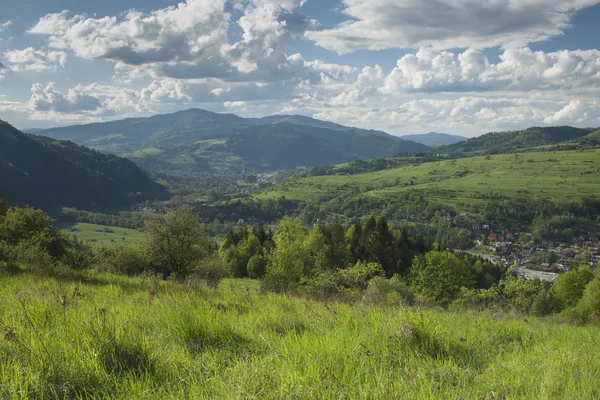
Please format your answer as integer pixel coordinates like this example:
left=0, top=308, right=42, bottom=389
left=257, top=150, right=600, bottom=208
left=59, top=222, right=143, bottom=247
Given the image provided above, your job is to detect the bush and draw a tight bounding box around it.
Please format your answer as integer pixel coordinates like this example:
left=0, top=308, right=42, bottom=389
left=364, top=276, right=415, bottom=305
left=193, top=256, right=231, bottom=289
left=247, top=255, right=267, bottom=279
left=96, top=246, right=151, bottom=276
left=336, top=261, right=385, bottom=292
left=300, top=271, right=339, bottom=297
left=576, top=273, right=600, bottom=323
left=552, top=266, right=595, bottom=310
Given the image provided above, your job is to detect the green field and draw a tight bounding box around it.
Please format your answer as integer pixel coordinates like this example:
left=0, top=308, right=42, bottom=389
left=258, top=149, right=600, bottom=209
left=127, top=147, right=165, bottom=159
left=1, top=271, right=599, bottom=399
left=60, top=223, right=143, bottom=247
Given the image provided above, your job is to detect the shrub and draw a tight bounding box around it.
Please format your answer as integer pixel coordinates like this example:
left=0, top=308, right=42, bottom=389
left=410, top=251, right=474, bottom=306
left=96, top=246, right=151, bottom=276
left=300, top=271, right=339, bottom=297
left=336, top=261, right=385, bottom=292
left=364, top=275, right=415, bottom=305
left=576, top=273, right=600, bottom=323
left=193, top=256, right=231, bottom=289
left=552, top=266, right=595, bottom=310
left=247, top=254, right=267, bottom=279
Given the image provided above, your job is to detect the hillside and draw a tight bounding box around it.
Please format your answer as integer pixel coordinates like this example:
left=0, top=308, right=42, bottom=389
left=36, top=109, right=430, bottom=178
left=0, top=120, right=169, bottom=212
left=438, top=126, right=597, bottom=156
left=256, top=149, right=600, bottom=232
left=2, top=272, right=600, bottom=399
left=401, top=132, right=467, bottom=147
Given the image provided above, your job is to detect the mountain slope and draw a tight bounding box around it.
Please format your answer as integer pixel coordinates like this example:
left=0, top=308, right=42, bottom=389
left=0, top=120, right=169, bottom=212
left=401, top=132, right=467, bottom=147
left=36, top=109, right=430, bottom=177
left=438, top=126, right=596, bottom=156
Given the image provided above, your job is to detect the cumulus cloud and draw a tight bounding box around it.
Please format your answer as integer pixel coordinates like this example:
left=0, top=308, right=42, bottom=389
left=306, top=0, right=600, bottom=53
left=381, top=47, right=600, bottom=94
left=4, top=48, right=68, bottom=71
left=544, top=100, right=598, bottom=124
left=27, top=0, right=350, bottom=84
left=313, top=95, right=600, bottom=134
left=30, top=83, right=102, bottom=113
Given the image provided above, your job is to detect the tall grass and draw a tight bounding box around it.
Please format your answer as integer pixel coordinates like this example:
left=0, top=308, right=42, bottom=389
left=1, top=270, right=599, bottom=399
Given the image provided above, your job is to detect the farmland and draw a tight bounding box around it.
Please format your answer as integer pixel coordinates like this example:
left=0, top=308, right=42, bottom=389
left=258, top=149, right=600, bottom=211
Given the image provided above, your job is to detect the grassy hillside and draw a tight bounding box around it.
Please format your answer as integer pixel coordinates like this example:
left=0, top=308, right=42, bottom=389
left=438, top=126, right=597, bottom=156
left=1, top=271, right=599, bottom=399
left=0, top=120, right=169, bottom=212
left=259, top=149, right=600, bottom=205
left=59, top=222, right=143, bottom=248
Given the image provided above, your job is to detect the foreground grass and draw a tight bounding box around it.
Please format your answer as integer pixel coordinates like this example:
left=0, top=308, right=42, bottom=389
left=1, top=271, right=599, bottom=399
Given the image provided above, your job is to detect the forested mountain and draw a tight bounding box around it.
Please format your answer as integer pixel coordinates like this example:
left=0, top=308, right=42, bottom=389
left=437, top=126, right=597, bottom=155
left=0, top=120, right=169, bottom=212
left=401, top=132, right=467, bottom=147
left=35, top=109, right=430, bottom=175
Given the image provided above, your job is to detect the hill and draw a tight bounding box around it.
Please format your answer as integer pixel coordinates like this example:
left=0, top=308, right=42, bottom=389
left=438, top=126, right=597, bottom=156
left=401, top=132, right=467, bottom=147
left=255, top=149, right=600, bottom=235
left=36, top=109, right=430, bottom=179
left=0, top=120, right=169, bottom=212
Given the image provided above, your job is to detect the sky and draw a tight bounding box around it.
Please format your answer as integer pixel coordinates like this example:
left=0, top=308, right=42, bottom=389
left=0, top=0, right=599, bottom=137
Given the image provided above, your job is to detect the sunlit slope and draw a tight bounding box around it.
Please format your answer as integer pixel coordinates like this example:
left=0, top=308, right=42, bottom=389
left=258, top=149, right=600, bottom=205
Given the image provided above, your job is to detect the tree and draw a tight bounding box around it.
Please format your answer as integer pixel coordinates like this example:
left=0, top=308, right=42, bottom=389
left=410, top=251, right=474, bottom=306
left=0, top=206, right=66, bottom=259
left=552, top=266, right=595, bottom=309
left=141, top=208, right=213, bottom=279
left=264, top=217, right=308, bottom=291
left=576, top=272, right=600, bottom=322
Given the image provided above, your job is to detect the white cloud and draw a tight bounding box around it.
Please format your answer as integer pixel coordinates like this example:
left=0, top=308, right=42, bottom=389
left=4, top=48, right=68, bottom=71
left=313, top=95, right=600, bottom=135
left=29, top=83, right=102, bottom=113
left=27, top=0, right=350, bottom=85
left=544, top=99, right=598, bottom=124
left=306, top=0, right=600, bottom=53
left=381, top=47, right=600, bottom=94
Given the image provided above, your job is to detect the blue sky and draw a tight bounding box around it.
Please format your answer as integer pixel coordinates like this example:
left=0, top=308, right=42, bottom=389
left=1, top=0, right=599, bottom=136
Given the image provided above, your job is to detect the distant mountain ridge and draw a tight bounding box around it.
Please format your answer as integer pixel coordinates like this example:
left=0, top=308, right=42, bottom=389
left=35, top=109, right=430, bottom=178
left=401, top=132, right=467, bottom=147
left=437, top=126, right=599, bottom=155
left=0, top=120, right=169, bottom=212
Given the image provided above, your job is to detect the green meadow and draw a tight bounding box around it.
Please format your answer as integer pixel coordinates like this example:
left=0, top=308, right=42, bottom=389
left=1, top=271, right=599, bottom=399
left=258, top=149, right=600, bottom=209
left=59, top=223, right=143, bottom=248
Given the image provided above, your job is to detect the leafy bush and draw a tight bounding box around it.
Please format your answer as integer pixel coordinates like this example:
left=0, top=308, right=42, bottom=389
left=336, top=261, right=385, bottom=292
left=299, top=271, right=339, bottom=296
left=552, top=266, right=595, bottom=310
left=576, top=273, right=600, bottom=323
left=410, top=251, right=474, bottom=306
left=96, top=246, right=151, bottom=276
left=247, top=255, right=267, bottom=279
left=364, top=275, right=415, bottom=305
left=193, top=256, right=231, bottom=289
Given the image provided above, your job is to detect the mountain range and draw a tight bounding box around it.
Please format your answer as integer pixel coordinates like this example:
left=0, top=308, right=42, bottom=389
left=400, top=132, right=467, bottom=147
left=0, top=120, right=169, bottom=212
left=34, top=109, right=430, bottom=180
